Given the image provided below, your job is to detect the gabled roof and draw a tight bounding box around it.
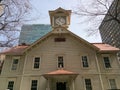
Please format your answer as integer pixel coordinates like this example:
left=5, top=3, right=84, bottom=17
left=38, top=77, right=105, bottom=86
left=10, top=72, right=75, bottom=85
left=1, top=29, right=119, bottom=55
left=49, top=7, right=71, bottom=15
left=93, top=43, right=120, bottom=52
left=23, top=27, right=99, bottom=53
left=2, top=42, right=119, bottom=55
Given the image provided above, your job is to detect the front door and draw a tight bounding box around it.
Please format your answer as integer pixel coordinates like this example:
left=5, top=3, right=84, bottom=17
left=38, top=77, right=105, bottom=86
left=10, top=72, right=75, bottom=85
left=56, top=82, right=66, bottom=90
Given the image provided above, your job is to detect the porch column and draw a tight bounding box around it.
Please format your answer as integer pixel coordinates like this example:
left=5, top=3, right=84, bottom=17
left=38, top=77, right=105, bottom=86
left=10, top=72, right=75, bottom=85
left=46, top=79, right=50, bottom=90
left=72, top=79, right=75, bottom=90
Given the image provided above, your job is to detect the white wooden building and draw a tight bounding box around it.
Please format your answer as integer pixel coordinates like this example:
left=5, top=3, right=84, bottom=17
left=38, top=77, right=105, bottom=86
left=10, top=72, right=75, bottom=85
left=0, top=7, right=120, bottom=90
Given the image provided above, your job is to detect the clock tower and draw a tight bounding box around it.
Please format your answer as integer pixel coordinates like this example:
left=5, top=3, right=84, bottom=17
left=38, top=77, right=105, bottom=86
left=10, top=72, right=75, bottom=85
left=49, top=7, right=71, bottom=28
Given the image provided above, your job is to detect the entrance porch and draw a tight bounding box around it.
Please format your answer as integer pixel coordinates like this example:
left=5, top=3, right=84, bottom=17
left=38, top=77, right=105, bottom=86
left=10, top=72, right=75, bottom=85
left=43, top=69, right=78, bottom=90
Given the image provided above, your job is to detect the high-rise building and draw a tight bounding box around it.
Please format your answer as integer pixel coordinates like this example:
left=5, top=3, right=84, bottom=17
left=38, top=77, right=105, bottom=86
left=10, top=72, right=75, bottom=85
left=19, top=24, right=51, bottom=45
left=99, top=0, right=120, bottom=57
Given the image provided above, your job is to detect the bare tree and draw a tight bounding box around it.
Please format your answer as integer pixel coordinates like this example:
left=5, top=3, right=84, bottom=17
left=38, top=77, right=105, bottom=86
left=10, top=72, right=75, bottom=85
left=0, top=0, right=31, bottom=47
left=73, top=0, right=120, bottom=35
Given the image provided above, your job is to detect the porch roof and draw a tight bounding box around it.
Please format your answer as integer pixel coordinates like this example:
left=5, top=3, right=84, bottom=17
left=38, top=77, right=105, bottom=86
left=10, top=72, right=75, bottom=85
left=44, top=69, right=79, bottom=75
left=43, top=69, right=79, bottom=80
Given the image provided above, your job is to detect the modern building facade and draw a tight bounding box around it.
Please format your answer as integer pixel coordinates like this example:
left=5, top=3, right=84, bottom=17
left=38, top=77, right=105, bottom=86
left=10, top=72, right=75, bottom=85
left=19, top=24, right=51, bottom=45
left=99, top=0, right=120, bottom=57
left=0, top=7, right=120, bottom=90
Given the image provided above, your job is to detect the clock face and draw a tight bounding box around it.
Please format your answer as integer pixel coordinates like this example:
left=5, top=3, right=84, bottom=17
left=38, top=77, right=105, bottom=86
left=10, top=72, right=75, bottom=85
left=55, top=17, right=65, bottom=25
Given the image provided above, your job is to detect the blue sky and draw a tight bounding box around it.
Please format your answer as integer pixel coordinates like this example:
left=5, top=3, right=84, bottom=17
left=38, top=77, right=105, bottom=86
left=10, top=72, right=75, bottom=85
left=28, top=0, right=102, bottom=43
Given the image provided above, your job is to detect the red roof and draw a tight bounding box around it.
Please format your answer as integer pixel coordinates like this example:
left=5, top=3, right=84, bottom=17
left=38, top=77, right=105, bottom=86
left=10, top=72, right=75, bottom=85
left=93, top=43, right=120, bottom=52
left=44, top=69, right=78, bottom=75
left=1, top=45, right=29, bottom=55
left=1, top=43, right=119, bottom=55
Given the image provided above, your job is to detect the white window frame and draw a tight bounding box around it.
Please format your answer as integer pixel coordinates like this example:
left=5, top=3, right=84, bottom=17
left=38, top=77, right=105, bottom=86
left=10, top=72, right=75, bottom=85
left=31, top=80, right=38, bottom=90
left=11, top=56, right=20, bottom=71
left=7, top=78, right=16, bottom=90
left=32, top=56, right=41, bottom=70
left=56, top=54, right=65, bottom=69
left=102, top=54, right=112, bottom=69
left=30, top=77, right=39, bottom=90
left=84, top=78, right=92, bottom=90
left=80, top=54, right=90, bottom=69
left=57, top=56, right=64, bottom=68
left=108, top=79, right=117, bottom=89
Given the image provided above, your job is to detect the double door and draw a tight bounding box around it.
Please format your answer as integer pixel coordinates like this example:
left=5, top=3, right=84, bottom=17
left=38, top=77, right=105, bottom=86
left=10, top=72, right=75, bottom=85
left=56, top=82, right=66, bottom=90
